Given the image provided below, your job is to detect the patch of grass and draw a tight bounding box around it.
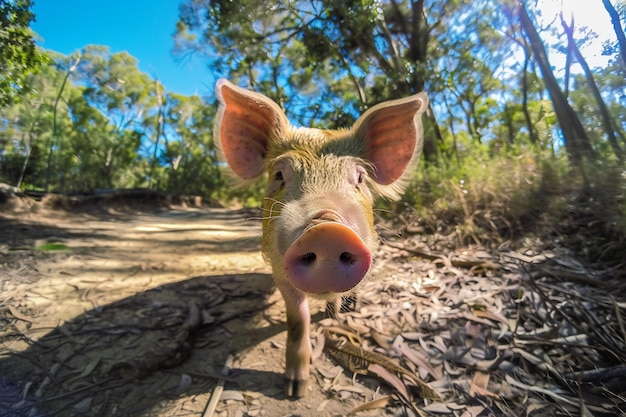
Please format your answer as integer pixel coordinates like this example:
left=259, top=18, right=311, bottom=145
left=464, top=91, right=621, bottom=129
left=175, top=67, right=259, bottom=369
left=389, top=143, right=625, bottom=266
left=389, top=144, right=565, bottom=245
left=36, top=243, right=70, bottom=251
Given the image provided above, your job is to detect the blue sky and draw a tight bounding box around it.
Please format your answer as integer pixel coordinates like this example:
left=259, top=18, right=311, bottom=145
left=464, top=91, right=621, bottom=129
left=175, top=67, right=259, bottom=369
left=31, top=0, right=214, bottom=97
left=30, top=0, right=613, bottom=100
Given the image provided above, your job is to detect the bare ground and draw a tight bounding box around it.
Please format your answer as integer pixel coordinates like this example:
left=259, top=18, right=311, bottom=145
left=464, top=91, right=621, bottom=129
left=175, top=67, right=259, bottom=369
left=1, top=194, right=625, bottom=417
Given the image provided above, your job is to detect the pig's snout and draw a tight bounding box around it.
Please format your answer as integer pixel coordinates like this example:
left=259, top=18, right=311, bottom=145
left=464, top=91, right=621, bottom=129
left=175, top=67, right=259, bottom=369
left=283, top=216, right=372, bottom=294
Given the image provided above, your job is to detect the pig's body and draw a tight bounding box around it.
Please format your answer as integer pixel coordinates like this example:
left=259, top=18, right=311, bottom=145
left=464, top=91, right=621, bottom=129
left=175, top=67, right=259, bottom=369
left=214, top=79, right=428, bottom=397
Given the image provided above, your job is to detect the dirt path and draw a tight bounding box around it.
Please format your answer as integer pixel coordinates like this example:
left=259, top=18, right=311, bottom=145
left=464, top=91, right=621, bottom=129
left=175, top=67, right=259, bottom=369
left=0, top=205, right=399, bottom=416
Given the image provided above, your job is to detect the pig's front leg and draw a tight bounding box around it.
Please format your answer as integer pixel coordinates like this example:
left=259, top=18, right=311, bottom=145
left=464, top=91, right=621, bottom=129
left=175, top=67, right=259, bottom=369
left=277, top=283, right=311, bottom=397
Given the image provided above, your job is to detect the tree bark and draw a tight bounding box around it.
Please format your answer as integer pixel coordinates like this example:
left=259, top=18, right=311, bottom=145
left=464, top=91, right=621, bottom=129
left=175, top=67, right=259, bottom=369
left=46, top=55, right=80, bottom=192
left=17, top=129, right=32, bottom=189
left=149, top=80, right=165, bottom=189
left=561, top=14, right=624, bottom=161
left=386, top=0, right=441, bottom=162
left=517, top=3, right=595, bottom=163
left=562, top=14, right=573, bottom=98
left=520, top=37, right=539, bottom=144
left=602, top=0, right=626, bottom=68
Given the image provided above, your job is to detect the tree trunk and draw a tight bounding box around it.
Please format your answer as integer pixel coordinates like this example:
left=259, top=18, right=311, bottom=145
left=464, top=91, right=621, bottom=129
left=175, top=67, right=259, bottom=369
left=441, top=92, right=460, bottom=164
left=46, top=56, right=80, bottom=191
left=503, top=104, right=515, bottom=145
left=562, top=14, right=573, bottom=98
left=385, top=0, right=441, bottom=162
left=17, top=130, right=33, bottom=189
left=602, top=0, right=626, bottom=68
left=561, top=13, right=624, bottom=161
left=149, top=81, right=165, bottom=189
left=520, top=37, right=539, bottom=144
left=517, top=3, right=596, bottom=163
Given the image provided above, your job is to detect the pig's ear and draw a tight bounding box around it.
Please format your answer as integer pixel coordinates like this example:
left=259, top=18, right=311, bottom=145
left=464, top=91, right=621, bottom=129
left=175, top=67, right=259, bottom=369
left=354, top=92, right=429, bottom=187
left=214, top=79, right=288, bottom=180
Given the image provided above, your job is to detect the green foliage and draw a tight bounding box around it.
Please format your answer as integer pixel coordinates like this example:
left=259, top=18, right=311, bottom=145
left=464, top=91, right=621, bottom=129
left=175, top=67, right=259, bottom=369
left=0, top=0, right=48, bottom=106
left=392, top=141, right=570, bottom=245
left=36, top=242, right=69, bottom=251
left=0, top=47, right=224, bottom=201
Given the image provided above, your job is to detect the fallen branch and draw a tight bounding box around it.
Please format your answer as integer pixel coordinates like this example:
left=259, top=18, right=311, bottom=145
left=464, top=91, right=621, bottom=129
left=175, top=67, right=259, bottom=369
left=202, top=354, right=234, bottom=417
left=562, top=365, right=626, bottom=382
left=323, top=334, right=440, bottom=401
left=385, top=241, right=499, bottom=273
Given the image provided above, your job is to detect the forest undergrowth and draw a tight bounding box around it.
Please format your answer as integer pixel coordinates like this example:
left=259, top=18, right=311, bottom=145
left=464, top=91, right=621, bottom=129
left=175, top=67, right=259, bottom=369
left=385, top=147, right=626, bottom=272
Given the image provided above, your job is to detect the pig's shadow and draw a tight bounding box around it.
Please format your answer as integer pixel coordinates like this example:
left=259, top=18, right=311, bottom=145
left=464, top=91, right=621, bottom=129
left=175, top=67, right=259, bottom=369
left=0, top=273, right=296, bottom=417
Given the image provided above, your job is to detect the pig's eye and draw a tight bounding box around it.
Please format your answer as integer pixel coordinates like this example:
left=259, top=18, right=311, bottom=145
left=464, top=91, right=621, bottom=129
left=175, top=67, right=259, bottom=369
left=355, top=166, right=367, bottom=186
left=274, top=170, right=284, bottom=182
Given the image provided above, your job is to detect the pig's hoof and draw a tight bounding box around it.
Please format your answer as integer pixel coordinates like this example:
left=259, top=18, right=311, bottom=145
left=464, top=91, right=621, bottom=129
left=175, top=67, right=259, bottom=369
left=284, top=378, right=308, bottom=398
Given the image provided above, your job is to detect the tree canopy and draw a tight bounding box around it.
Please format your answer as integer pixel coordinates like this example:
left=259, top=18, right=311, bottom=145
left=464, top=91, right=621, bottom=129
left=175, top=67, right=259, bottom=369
left=174, top=0, right=626, bottom=165
left=0, top=0, right=47, bottom=107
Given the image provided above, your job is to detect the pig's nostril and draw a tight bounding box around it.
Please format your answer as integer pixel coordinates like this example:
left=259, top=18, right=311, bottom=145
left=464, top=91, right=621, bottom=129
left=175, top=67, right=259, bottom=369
left=340, top=252, right=357, bottom=265
left=299, top=253, right=316, bottom=266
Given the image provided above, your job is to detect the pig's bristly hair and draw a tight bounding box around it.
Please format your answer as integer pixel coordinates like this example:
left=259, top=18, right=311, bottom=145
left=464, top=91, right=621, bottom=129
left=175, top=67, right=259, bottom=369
left=259, top=197, right=285, bottom=225
left=214, top=79, right=428, bottom=202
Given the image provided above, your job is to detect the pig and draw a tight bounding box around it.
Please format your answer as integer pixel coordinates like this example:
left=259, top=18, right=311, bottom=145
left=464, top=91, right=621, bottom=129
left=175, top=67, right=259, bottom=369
left=214, top=79, right=428, bottom=397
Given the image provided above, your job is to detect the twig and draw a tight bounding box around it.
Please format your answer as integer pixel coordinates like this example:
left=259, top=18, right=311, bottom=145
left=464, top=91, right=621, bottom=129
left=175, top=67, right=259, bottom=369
left=202, top=354, right=234, bottom=417
left=385, top=241, right=498, bottom=271
left=538, top=265, right=609, bottom=289
left=562, top=365, right=626, bottom=382
left=0, top=350, right=61, bottom=387
left=611, top=296, right=626, bottom=347
left=524, top=269, right=625, bottom=363
left=0, top=379, right=119, bottom=417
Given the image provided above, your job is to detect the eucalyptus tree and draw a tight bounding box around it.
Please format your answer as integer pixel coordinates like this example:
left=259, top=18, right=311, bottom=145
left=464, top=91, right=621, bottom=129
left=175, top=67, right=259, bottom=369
left=160, top=92, right=223, bottom=197
left=175, top=0, right=453, bottom=161
left=602, top=0, right=626, bottom=68
left=0, top=0, right=48, bottom=107
left=514, top=1, right=596, bottom=164
left=176, top=0, right=565, bottom=166
left=428, top=0, right=512, bottom=147
left=0, top=53, right=74, bottom=189
left=68, top=46, right=155, bottom=190
left=560, top=13, right=625, bottom=161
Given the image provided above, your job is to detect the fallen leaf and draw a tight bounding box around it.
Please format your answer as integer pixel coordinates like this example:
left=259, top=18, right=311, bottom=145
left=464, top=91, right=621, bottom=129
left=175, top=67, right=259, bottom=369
left=422, top=403, right=452, bottom=413
left=368, top=363, right=411, bottom=403
left=79, top=358, right=100, bottom=378
left=219, top=389, right=245, bottom=402
left=72, top=397, right=92, bottom=413
left=36, top=243, right=69, bottom=251
left=469, top=371, right=499, bottom=397
left=175, top=373, right=193, bottom=395
left=348, top=395, right=392, bottom=415
left=317, top=365, right=344, bottom=380
left=371, top=329, right=392, bottom=349
left=397, top=341, right=442, bottom=379
left=460, top=405, right=485, bottom=417
left=8, top=305, right=32, bottom=323
left=332, top=385, right=370, bottom=396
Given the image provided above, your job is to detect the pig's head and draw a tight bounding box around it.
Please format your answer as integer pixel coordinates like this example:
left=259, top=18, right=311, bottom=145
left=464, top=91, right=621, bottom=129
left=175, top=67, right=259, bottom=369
left=215, top=79, right=428, bottom=299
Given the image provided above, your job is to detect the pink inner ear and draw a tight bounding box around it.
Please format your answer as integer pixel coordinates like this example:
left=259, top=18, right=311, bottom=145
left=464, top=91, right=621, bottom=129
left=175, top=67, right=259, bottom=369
left=359, top=100, right=423, bottom=185
left=217, top=82, right=284, bottom=180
